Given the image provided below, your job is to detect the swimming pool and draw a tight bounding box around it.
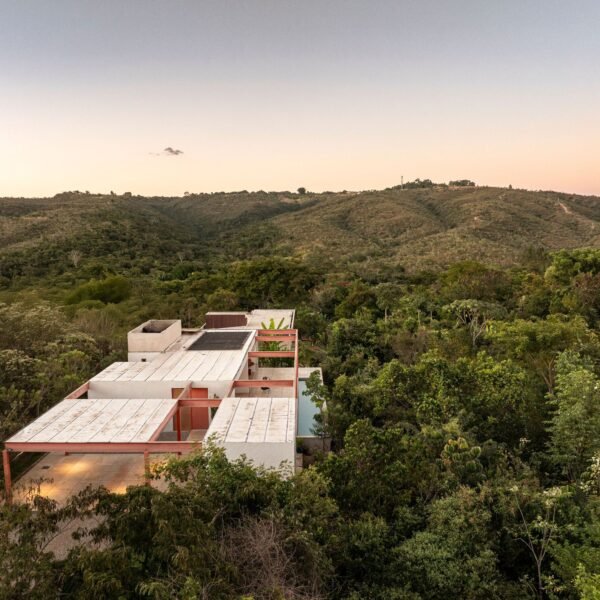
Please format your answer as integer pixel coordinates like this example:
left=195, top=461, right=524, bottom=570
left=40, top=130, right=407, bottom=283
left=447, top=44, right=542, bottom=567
left=297, top=378, right=321, bottom=437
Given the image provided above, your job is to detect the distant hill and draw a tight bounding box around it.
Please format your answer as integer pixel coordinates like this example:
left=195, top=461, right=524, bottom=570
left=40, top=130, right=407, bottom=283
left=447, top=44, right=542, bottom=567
left=270, top=186, right=600, bottom=271
left=1, top=186, right=600, bottom=278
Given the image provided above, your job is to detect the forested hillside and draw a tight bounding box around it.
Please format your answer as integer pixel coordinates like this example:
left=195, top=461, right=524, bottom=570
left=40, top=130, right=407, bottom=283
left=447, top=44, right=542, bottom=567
left=273, top=186, right=600, bottom=270
left=2, top=184, right=600, bottom=282
left=3, top=184, right=600, bottom=598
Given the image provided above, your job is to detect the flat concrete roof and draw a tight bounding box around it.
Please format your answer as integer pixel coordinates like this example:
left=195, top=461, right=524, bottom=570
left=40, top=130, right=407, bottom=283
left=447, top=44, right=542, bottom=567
left=206, top=397, right=295, bottom=444
left=92, top=337, right=254, bottom=384
left=7, top=398, right=177, bottom=444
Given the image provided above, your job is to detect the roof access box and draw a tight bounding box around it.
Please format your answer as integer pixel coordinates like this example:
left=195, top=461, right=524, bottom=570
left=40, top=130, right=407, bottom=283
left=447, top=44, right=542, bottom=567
left=127, top=320, right=181, bottom=361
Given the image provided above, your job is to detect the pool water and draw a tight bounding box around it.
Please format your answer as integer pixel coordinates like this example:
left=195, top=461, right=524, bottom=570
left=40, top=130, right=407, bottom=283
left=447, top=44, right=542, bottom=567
left=297, top=379, right=321, bottom=437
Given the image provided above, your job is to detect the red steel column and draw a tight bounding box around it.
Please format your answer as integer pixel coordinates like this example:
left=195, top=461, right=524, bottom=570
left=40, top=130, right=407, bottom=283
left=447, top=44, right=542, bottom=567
left=3, top=449, right=12, bottom=504
left=143, top=451, right=150, bottom=486
left=176, top=408, right=181, bottom=442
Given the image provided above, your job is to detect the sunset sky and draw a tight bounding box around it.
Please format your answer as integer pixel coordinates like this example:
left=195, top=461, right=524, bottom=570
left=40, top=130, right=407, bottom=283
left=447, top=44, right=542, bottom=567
left=1, top=1, right=599, bottom=197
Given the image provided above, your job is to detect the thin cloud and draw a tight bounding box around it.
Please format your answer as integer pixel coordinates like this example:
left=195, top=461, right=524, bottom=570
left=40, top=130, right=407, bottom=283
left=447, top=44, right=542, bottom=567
left=150, top=147, right=184, bottom=157
left=164, top=146, right=183, bottom=156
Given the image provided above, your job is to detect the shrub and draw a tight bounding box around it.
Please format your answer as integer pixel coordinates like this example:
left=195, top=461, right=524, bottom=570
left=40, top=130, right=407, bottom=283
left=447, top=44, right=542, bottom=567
left=66, top=275, right=131, bottom=305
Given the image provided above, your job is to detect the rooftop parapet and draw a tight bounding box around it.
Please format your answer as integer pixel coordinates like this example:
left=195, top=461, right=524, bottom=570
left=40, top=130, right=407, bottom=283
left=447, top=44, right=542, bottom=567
left=127, top=319, right=181, bottom=353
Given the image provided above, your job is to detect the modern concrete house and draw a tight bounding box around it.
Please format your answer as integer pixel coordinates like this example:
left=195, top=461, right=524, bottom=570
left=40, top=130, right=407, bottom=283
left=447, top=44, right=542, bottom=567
left=3, top=309, right=323, bottom=502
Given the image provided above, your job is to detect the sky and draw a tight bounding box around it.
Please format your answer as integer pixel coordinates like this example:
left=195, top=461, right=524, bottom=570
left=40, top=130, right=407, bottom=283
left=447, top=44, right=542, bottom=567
left=1, top=0, right=599, bottom=197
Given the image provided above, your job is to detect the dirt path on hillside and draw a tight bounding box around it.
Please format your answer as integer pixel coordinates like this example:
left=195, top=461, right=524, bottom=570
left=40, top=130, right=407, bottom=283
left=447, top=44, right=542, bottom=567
left=559, top=202, right=572, bottom=215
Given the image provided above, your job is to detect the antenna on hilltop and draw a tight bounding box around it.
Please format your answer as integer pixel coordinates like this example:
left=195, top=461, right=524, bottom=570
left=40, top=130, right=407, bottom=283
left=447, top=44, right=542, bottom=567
left=401, top=176, right=404, bottom=190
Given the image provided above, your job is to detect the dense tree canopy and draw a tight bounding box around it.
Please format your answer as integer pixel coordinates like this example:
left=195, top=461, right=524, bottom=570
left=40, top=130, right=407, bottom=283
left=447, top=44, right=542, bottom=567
left=3, top=227, right=600, bottom=598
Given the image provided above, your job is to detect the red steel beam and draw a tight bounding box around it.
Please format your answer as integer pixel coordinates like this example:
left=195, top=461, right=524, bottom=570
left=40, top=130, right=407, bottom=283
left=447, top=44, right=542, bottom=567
left=176, top=382, right=192, bottom=400
left=143, top=450, right=150, bottom=485
left=5, top=441, right=200, bottom=454
left=65, top=381, right=90, bottom=399
left=293, top=330, right=299, bottom=402
left=150, top=401, right=181, bottom=442
left=232, top=379, right=294, bottom=388
left=178, top=398, right=222, bottom=408
left=257, top=329, right=297, bottom=336
left=2, top=449, right=11, bottom=504
left=255, top=336, right=296, bottom=343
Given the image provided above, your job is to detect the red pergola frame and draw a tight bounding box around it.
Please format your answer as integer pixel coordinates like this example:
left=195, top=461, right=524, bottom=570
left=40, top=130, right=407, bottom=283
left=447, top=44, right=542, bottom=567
left=2, top=328, right=299, bottom=503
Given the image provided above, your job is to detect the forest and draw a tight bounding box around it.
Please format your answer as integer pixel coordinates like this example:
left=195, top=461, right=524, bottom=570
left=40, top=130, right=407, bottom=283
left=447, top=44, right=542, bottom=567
left=2, top=187, right=600, bottom=598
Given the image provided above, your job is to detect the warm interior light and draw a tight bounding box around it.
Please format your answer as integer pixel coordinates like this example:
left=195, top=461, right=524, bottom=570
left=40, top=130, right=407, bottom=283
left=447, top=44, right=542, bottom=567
left=56, top=460, right=89, bottom=475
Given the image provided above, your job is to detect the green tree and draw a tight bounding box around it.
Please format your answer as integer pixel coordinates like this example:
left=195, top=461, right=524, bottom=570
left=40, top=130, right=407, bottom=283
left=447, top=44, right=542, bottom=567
left=485, top=316, right=598, bottom=393
left=0, top=491, right=98, bottom=599
left=61, top=448, right=337, bottom=598
left=548, top=352, right=600, bottom=481
left=545, top=248, right=600, bottom=286
left=445, top=299, right=506, bottom=348
left=375, top=282, right=403, bottom=320
left=508, top=484, right=571, bottom=599
left=395, top=487, right=515, bottom=599
left=576, top=565, right=600, bottom=599
left=442, top=261, right=511, bottom=303
left=66, top=275, right=131, bottom=305
left=318, top=419, right=452, bottom=519
left=228, top=257, right=319, bottom=308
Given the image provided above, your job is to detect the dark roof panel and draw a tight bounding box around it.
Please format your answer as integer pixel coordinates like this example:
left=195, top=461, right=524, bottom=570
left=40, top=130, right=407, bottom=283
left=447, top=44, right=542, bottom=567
left=188, top=331, right=251, bottom=351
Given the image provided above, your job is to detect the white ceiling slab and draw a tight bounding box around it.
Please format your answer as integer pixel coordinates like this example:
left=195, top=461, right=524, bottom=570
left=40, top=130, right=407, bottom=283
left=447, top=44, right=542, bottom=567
left=205, top=397, right=295, bottom=445
left=7, top=398, right=176, bottom=444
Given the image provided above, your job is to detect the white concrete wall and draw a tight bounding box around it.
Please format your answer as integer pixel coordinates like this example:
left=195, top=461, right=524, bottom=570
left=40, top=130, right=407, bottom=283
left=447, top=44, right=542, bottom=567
left=127, top=320, right=181, bottom=353
left=127, top=352, right=161, bottom=362
left=298, top=367, right=322, bottom=380
left=88, top=379, right=232, bottom=400
left=254, top=367, right=295, bottom=383
left=217, top=441, right=295, bottom=476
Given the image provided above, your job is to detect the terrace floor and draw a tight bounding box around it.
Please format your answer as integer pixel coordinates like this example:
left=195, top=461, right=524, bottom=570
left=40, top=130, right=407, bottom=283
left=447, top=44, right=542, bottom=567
left=14, top=452, right=170, bottom=505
